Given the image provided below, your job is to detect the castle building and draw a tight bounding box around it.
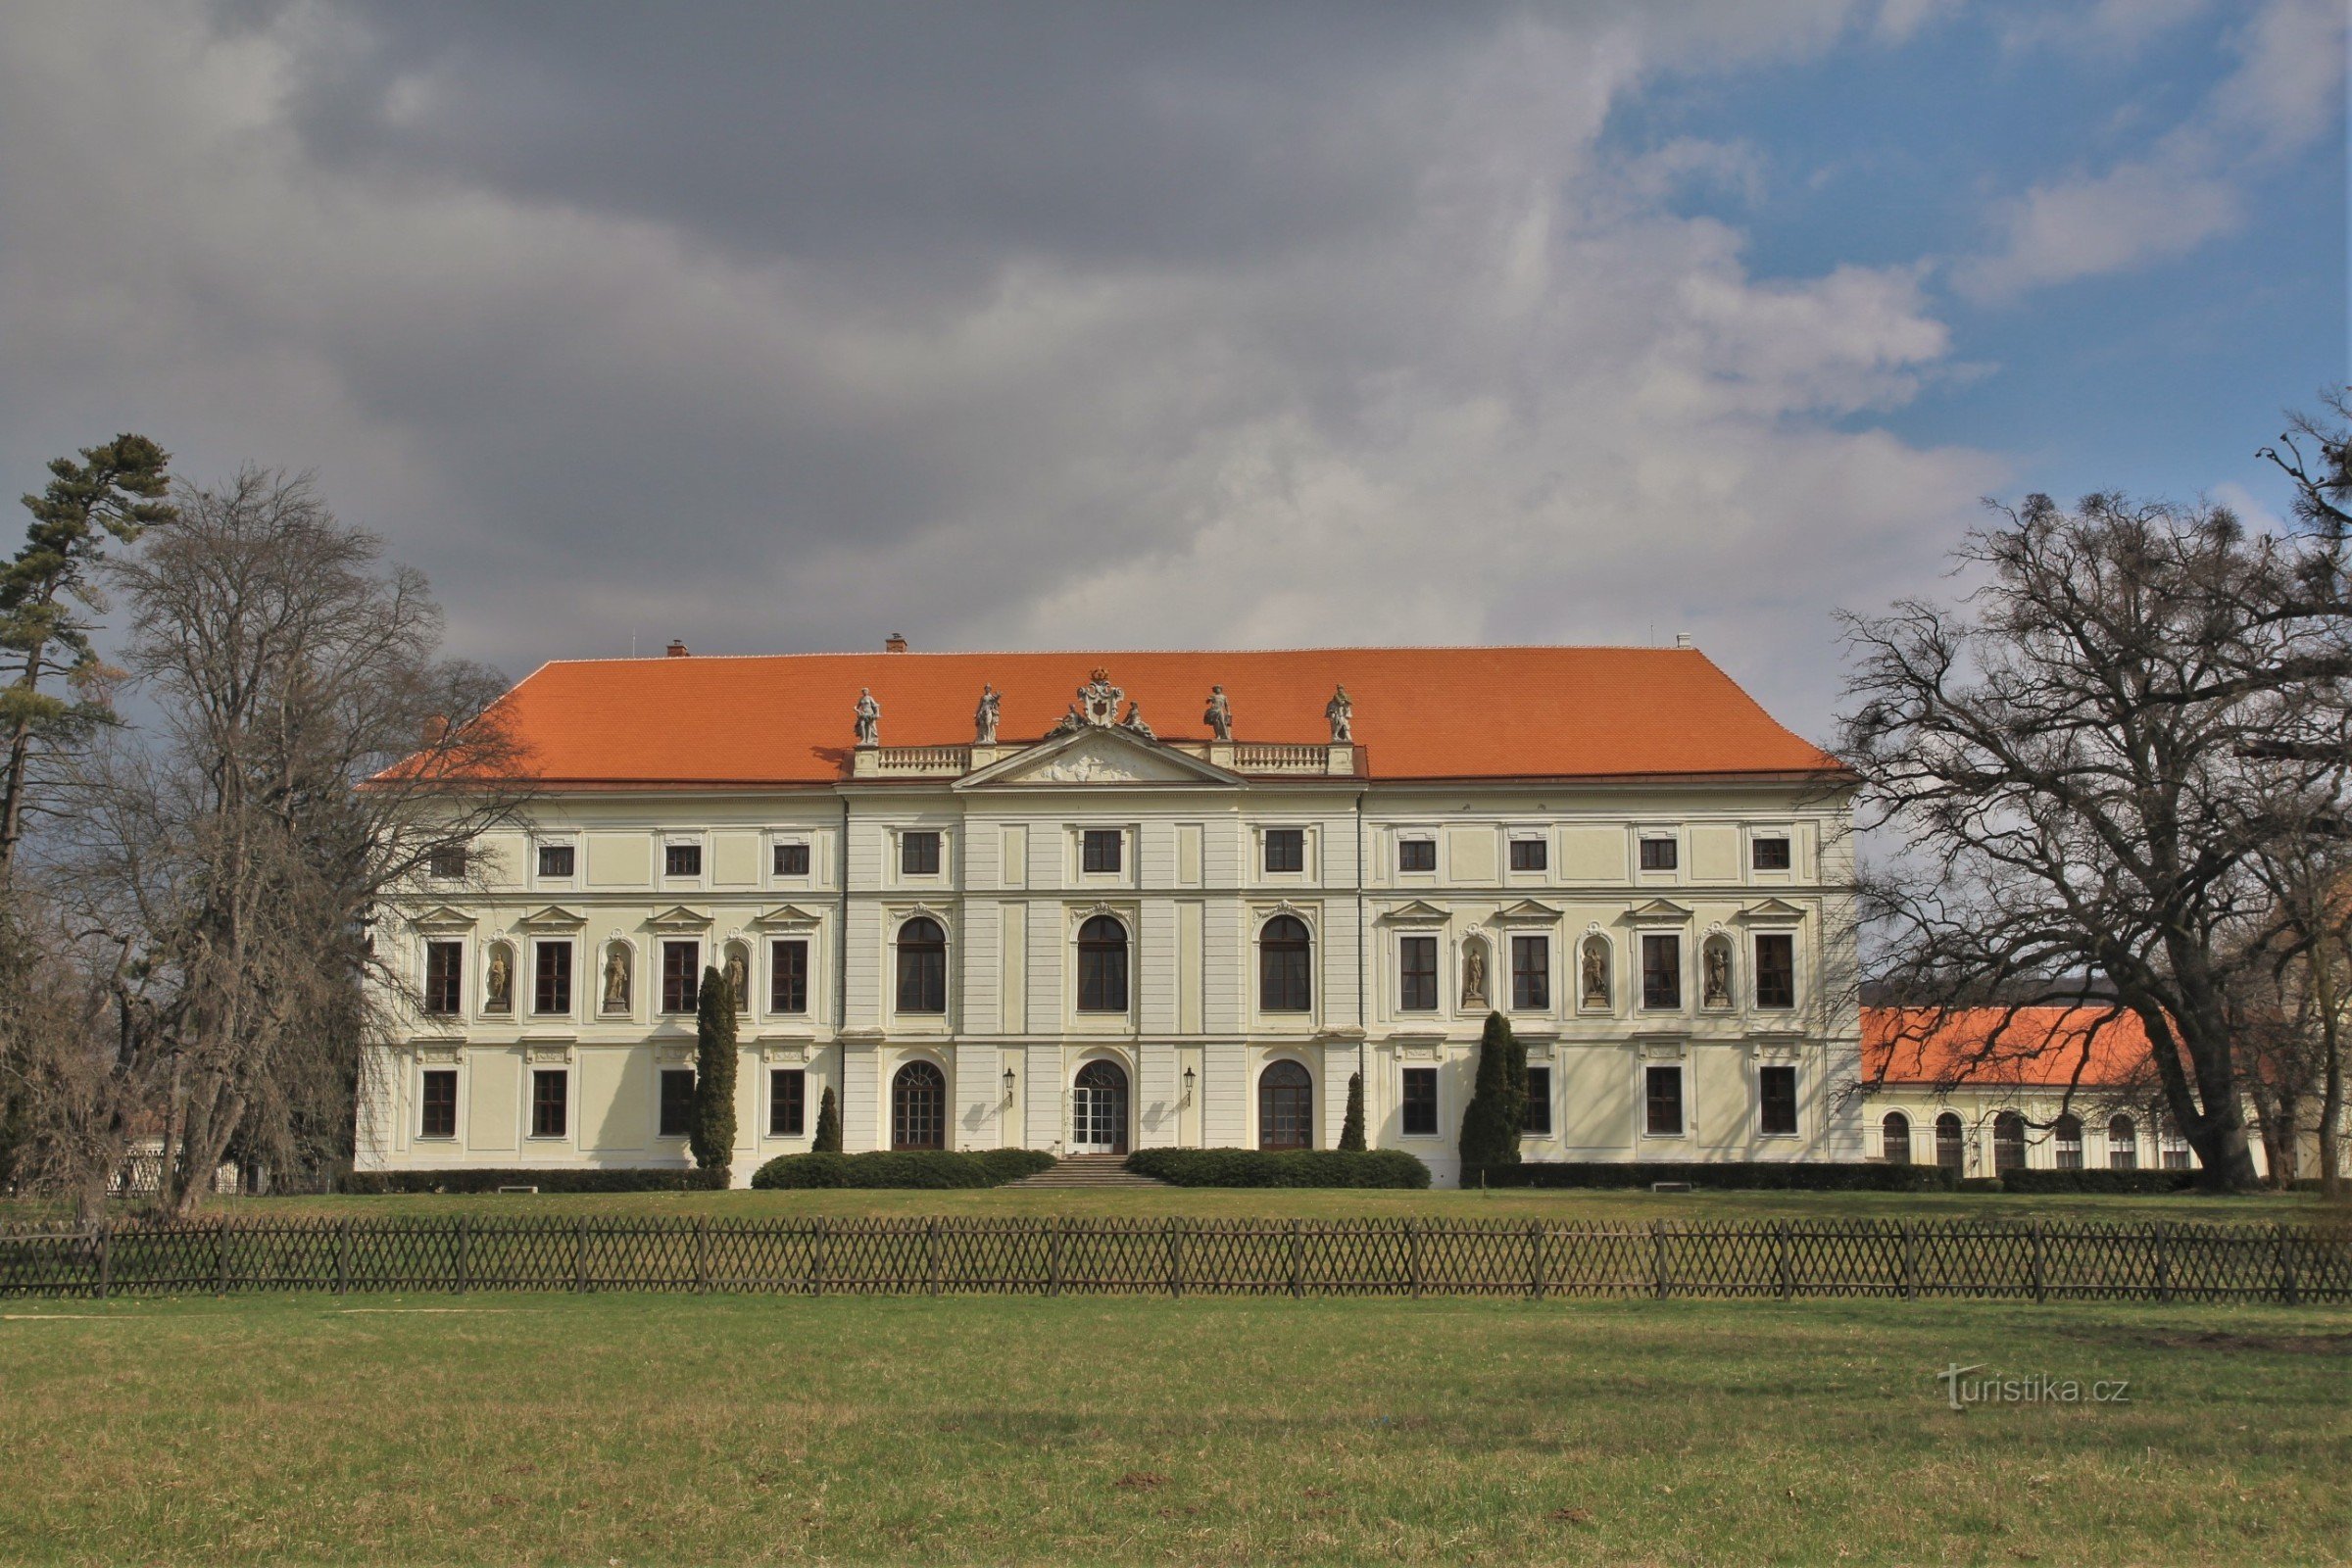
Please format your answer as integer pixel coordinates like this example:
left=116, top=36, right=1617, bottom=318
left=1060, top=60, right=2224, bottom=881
left=359, top=641, right=1862, bottom=1186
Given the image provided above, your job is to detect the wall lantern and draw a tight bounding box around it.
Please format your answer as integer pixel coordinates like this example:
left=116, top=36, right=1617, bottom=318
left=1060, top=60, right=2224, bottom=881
left=1002, top=1067, right=1017, bottom=1107
left=1182, top=1065, right=1198, bottom=1106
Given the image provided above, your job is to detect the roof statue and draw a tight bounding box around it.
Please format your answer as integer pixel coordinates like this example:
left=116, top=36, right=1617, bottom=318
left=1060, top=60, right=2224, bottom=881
left=853, top=687, right=880, bottom=748
left=1325, top=683, right=1353, bottom=744
left=1119, top=700, right=1155, bottom=741
left=1203, top=684, right=1233, bottom=742
left=973, top=684, right=1001, bottom=746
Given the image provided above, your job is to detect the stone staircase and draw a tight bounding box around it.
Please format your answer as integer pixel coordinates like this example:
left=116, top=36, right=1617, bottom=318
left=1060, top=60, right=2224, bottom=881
left=1009, top=1153, right=1167, bottom=1190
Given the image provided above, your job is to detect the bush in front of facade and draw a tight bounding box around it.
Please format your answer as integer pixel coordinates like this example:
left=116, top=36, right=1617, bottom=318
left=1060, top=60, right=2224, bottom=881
left=1124, top=1148, right=1432, bottom=1189
left=337, top=1168, right=728, bottom=1195
left=1465, top=1161, right=1959, bottom=1192
left=1456, top=1011, right=1524, bottom=1171
left=748, top=1150, right=1056, bottom=1189
left=1997, top=1168, right=2199, bottom=1195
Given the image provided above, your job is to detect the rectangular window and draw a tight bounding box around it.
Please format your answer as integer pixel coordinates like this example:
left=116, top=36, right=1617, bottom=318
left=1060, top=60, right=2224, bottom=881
left=901, top=831, right=941, bottom=876
left=773, top=842, right=810, bottom=877
left=422, top=941, right=464, bottom=1015
left=1398, top=936, right=1439, bottom=1011
left=664, top=842, right=702, bottom=878
left=769, top=1069, right=806, bottom=1138
left=1082, top=829, right=1122, bottom=874
left=1641, top=934, right=1681, bottom=1010
left=1758, top=1065, right=1798, bottom=1136
left=1264, top=828, right=1304, bottom=874
left=530, top=1069, right=567, bottom=1139
left=1397, top=838, right=1436, bottom=872
left=537, top=843, right=575, bottom=879
left=1751, top=836, right=1791, bottom=871
left=770, top=939, right=809, bottom=1014
left=660, top=941, right=700, bottom=1013
left=1753, top=933, right=1795, bottom=1009
left=427, top=844, right=467, bottom=880
left=1644, top=1065, right=1684, bottom=1137
left=1510, top=934, right=1550, bottom=1010
left=1401, top=1067, right=1439, bottom=1137
left=419, top=1069, right=458, bottom=1139
left=1523, top=1066, right=1552, bottom=1136
left=1639, top=837, right=1678, bottom=871
left=658, top=1069, right=696, bottom=1138
left=533, top=941, right=572, bottom=1015
left=1508, top=838, right=1547, bottom=872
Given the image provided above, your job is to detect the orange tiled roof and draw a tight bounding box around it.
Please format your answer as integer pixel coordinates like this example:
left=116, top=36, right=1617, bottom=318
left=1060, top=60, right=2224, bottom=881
left=1864, top=1006, right=2156, bottom=1089
left=462, top=645, right=1842, bottom=787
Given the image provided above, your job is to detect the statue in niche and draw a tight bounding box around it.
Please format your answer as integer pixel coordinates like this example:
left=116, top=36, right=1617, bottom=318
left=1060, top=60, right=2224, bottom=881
left=1702, top=934, right=1732, bottom=1008
left=1203, top=685, right=1233, bottom=742
left=1325, top=684, right=1353, bottom=744
left=1119, top=700, right=1155, bottom=740
left=973, top=684, right=1001, bottom=746
left=1581, top=935, right=1610, bottom=1009
left=725, top=947, right=750, bottom=1016
left=601, top=943, right=632, bottom=1012
left=1460, top=934, right=1490, bottom=1009
left=484, top=945, right=513, bottom=1014
left=853, top=687, right=881, bottom=748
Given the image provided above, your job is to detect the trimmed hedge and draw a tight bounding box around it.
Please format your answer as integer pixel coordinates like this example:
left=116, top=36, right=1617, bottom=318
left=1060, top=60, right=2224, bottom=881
left=338, top=1167, right=726, bottom=1195
left=1465, top=1160, right=1959, bottom=1192
left=1125, top=1148, right=1432, bottom=1189
left=1998, top=1168, right=2199, bottom=1195
left=749, top=1149, right=1056, bottom=1190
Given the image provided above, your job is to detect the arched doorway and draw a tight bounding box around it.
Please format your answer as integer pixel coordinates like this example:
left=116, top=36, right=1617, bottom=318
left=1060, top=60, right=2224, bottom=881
left=892, top=1060, right=946, bottom=1151
left=1071, top=1059, right=1129, bottom=1154
left=1258, top=1059, right=1313, bottom=1151
left=1935, top=1111, right=1965, bottom=1171
left=1881, top=1110, right=1912, bottom=1165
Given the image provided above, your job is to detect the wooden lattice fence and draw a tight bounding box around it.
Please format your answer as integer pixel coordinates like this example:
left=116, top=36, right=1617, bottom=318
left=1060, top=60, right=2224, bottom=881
left=1, top=1216, right=2345, bottom=1303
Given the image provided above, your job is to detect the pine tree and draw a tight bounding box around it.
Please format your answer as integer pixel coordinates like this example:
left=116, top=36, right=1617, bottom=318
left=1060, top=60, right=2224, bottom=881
left=0, top=434, right=175, bottom=876
left=1339, top=1071, right=1367, bottom=1151
left=689, top=965, right=737, bottom=1179
left=1457, top=1010, right=1525, bottom=1172
left=811, top=1085, right=842, bottom=1152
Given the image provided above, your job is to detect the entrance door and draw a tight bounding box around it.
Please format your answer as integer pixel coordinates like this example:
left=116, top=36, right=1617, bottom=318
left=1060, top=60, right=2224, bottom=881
left=1071, top=1060, right=1129, bottom=1153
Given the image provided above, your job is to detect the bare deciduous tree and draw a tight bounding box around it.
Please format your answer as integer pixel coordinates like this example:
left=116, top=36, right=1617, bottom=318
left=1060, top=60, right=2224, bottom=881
left=1840, top=493, right=2352, bottom=1191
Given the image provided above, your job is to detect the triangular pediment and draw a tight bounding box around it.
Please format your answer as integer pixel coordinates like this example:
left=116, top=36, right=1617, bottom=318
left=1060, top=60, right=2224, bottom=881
left=956, top=725, right=1242, bottom=790
left=1492, top=899, right=1564, bottom=923
left=1378, top=900, right=1452, bottom=925
left=1625, top=898, right=1693, bottom=924
left=1738, top=898, right=1807, bottom=921
left=752, top=903, right=826, bottom=929
left=647, top=905, right=713, bottom=930
left=519, top=905, right=588, bottom=929
left=410, top=905, right=476, bottom=931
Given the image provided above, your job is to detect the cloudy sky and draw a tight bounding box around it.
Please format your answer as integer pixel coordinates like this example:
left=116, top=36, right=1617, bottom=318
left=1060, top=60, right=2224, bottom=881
left=1, top=0, right=2342, bottom=743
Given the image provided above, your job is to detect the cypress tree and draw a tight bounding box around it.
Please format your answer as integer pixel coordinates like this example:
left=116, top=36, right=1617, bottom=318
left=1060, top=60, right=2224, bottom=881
left=690, top=965, right=737, bottom=1179
left=811, top=1085, right=842, bottom=1152
left=1457, top=1010, right=1525, bottom=1172
left=1339, top=1071, right=1366, bottom=1152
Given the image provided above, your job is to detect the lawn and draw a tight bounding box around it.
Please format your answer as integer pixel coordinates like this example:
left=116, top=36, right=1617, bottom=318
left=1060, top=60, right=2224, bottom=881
left=11, top=1184, right=2342, bottom=1226
left=2, top=1291, right=2345, bottom=1566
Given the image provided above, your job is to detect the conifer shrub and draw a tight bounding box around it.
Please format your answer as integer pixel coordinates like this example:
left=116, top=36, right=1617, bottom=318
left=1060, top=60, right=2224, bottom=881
left=689, top=966, right=738, bottom=1180
left=1338, top=1071, right=1367, bottom=1152
left=1456, top=1011, right=1524, bottom=1170
left=811, top=1086, right=842, bottom=1152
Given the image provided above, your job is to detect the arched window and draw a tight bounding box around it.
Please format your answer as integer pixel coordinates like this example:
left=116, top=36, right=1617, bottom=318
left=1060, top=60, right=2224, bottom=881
left=1992, top=1111, right=2027, bottom=1172
left=892, top=1060, right=946, bottom=1150
left=1935, top=1111, right=1965, bottom=1170
left=2053, top=1113, right=2083, bottom=1170
left=1258, top=1059, right=1313, bottom=1150
left=2107, top=1114, right=2138, bottom=1170
left=1076, top=915, right=1129, bottom=1013
left=896, top=917, right=946, bottom=1014
left=1881, top=1110, right=1912, bottom=1165
left=1259, top=915, right=1312, bottom=1012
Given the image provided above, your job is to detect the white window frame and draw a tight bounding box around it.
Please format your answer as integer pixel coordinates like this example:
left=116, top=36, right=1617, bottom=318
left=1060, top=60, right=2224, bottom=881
left=768, top=833, right=815, bottom=885
left=1746, top=826, right=1795, bottom=878
left=1256, top=823, right=1312, bottom=880
left=1394, top=829, right=1438, bottom=878
left=1634, top=827, right=1684, bottom=879
left=1396, top=931, right=1442, bottom=1015
left=1506, top=930, right=1553, bottom=1014
left=1397, top=1063, right=1443, bottom=1141
left=1641, top=1061, right=1688, bottom=1140
left=896, top=826, right=949, bottom=883
left=657, top=936, right=703, bottom=1016
left=526, top=1066, right=570, bottom=1143
left=767, top=934, right=814, bottom=1018
left=661, top=835, right=709, bottom=887
left=886, top=909, right=953, bottom=1029
left=1754, top=1061, right=1801, bottom=1139
left=1504, top=828, right=1551, bottom=878
left=529, top=936, right=577, bottom=1020
left=1638, top=930, right=1685, bottom=1013
left=416, top=1062, right=462, bottom=1142
left=1750, top=927, right=1800, bottom=1011
left=532, top=836, right=579, bottom=888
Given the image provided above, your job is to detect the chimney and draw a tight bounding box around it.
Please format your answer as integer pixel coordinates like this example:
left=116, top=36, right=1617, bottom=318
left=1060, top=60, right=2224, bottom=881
left=885, top=632, right=908, bottom=653
left=1673, top=631, right=1692, bottom=650
left=665, top=639, right=690, bottom=658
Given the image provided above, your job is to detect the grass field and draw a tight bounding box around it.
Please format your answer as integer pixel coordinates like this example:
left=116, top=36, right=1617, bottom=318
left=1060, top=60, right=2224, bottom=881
left=3, top=1290, right=2346, bottom=1566
left=11, top=1184, right=2342, bottom=1226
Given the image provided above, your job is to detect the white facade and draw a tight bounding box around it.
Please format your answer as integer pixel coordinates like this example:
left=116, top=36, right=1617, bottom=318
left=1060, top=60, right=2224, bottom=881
left=361, top=710, right=1862, bottom=1186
